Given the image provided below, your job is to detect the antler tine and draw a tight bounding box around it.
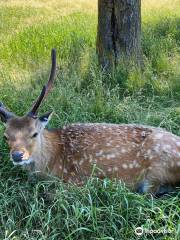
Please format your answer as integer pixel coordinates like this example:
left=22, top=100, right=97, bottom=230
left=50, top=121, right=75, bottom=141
left=28, top=48, right=57, bottom=117
left=0, top=102, right=14, bottom=123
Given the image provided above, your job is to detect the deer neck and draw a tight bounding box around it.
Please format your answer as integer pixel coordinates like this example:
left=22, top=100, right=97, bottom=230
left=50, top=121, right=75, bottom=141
left=31, top=129, right=64, bottom=176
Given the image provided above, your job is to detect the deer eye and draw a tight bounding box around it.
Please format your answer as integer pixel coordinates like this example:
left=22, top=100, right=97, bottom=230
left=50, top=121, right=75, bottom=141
left=31, top=132, right=38, bottom=138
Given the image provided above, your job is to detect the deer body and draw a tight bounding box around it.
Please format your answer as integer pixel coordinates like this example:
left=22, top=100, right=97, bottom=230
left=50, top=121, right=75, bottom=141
left=26, top=122, right=180, bottom=193
left=1, top=49, right=180, bottom=195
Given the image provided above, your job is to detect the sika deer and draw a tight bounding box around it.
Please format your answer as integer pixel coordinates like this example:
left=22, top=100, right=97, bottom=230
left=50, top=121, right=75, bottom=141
left=0, top=49, right=180, bottom=195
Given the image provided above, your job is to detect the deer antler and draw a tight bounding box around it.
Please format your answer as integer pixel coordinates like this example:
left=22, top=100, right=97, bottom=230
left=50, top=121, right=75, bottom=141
left=28, top=48, right=57, bottom=117
left=0, top=102, right=14, bottom=123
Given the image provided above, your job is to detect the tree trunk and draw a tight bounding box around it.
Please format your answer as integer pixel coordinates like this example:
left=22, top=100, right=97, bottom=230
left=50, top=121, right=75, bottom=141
left=96, top=0, right=141, bottom=69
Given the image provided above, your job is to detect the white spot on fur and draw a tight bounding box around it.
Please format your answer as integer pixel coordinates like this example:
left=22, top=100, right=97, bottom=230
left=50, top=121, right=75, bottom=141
left=89, top=157, right=93, bottom=163
left=121, top=148, right=126, bottom=153
left=135, top=163, right=141, bottom=168
left=132, top=160, right=140, bottom=168
left=141, top=131, right=146, bottom=137
left=136, top=152, right=140, bottom=157
left=177, top=162, right=180, bottom=167
left=79, top=159, right=84, bottom=165
left=147, top=149, right=151, bottom=155
left=133, top=130, right=137, bottom=135
left=149, top=155, right=154, bottom=160
left=106, top=153, right=116, bottom=159
left=96, top=150, right=104, bottom=157
left=129, top=163, right=134, bottom=169
left=122, top=164, right=128, bottom=169
left=83, top=153, right=88, bottom=160
left=155, top=133, right=163, bottom=139
left=132, top=143, right=138, bottom=148
left=154, top=144, right=161, bottom=152
left=92, top=144, right=97, bottom=149
left=118, top=145, right=122, bottom=148
left=114, top=167, right=118, bottom=171
left=163, top=145, right=171, bottom=150
left=106, top=143, right=112, bottom=147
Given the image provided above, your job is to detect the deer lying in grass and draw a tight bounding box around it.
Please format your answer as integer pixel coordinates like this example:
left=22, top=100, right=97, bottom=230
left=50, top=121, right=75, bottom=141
left=0, top=49, right=180, bottom=196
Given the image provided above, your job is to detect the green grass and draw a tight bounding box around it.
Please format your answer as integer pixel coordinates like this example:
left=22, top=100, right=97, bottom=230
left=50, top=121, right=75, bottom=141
left=0, top=0, right=180, bottom=239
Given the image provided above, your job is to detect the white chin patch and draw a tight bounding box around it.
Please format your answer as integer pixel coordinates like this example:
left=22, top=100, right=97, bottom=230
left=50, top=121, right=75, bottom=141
left=12, top=158, right=33, bottom=166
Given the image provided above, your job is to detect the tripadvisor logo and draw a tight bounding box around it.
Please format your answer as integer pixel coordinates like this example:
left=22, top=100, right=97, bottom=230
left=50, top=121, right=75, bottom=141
left=134, top=227, right=173, bottom=236
left=135, top=227, right=143, bottom=236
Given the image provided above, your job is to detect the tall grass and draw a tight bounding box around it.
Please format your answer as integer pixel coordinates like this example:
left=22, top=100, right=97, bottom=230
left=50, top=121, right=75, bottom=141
left=0, top=0, right=180, bottom=239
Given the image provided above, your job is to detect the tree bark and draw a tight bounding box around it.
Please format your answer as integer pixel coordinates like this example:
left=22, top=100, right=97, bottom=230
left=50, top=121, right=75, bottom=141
left=96, top=0, right=141, bottom=69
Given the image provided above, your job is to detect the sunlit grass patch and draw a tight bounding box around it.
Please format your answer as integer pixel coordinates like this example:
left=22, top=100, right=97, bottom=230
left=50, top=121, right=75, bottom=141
left=0, top=6, right=46, bottom=41
left=0, top=0, right=179, bottom=95
left=1, top=12, right=96, bottom=70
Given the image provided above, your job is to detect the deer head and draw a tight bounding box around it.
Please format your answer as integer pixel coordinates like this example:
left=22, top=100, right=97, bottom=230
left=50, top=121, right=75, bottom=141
left=0, top=49, right=56, bottom=165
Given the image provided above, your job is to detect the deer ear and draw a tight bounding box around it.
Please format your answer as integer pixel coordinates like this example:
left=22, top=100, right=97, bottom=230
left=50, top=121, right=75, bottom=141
left=39, top=111, right=53, bottom=128
left=0, top=102, right=14, bottom=124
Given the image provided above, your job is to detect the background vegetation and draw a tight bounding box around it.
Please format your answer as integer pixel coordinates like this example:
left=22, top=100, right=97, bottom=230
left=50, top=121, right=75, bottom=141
left=0, top=0, right=179, bottom=239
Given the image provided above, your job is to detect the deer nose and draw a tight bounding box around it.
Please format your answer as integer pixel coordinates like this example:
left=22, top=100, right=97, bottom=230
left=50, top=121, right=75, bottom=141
left=11, top=151, right=23, bottom=162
